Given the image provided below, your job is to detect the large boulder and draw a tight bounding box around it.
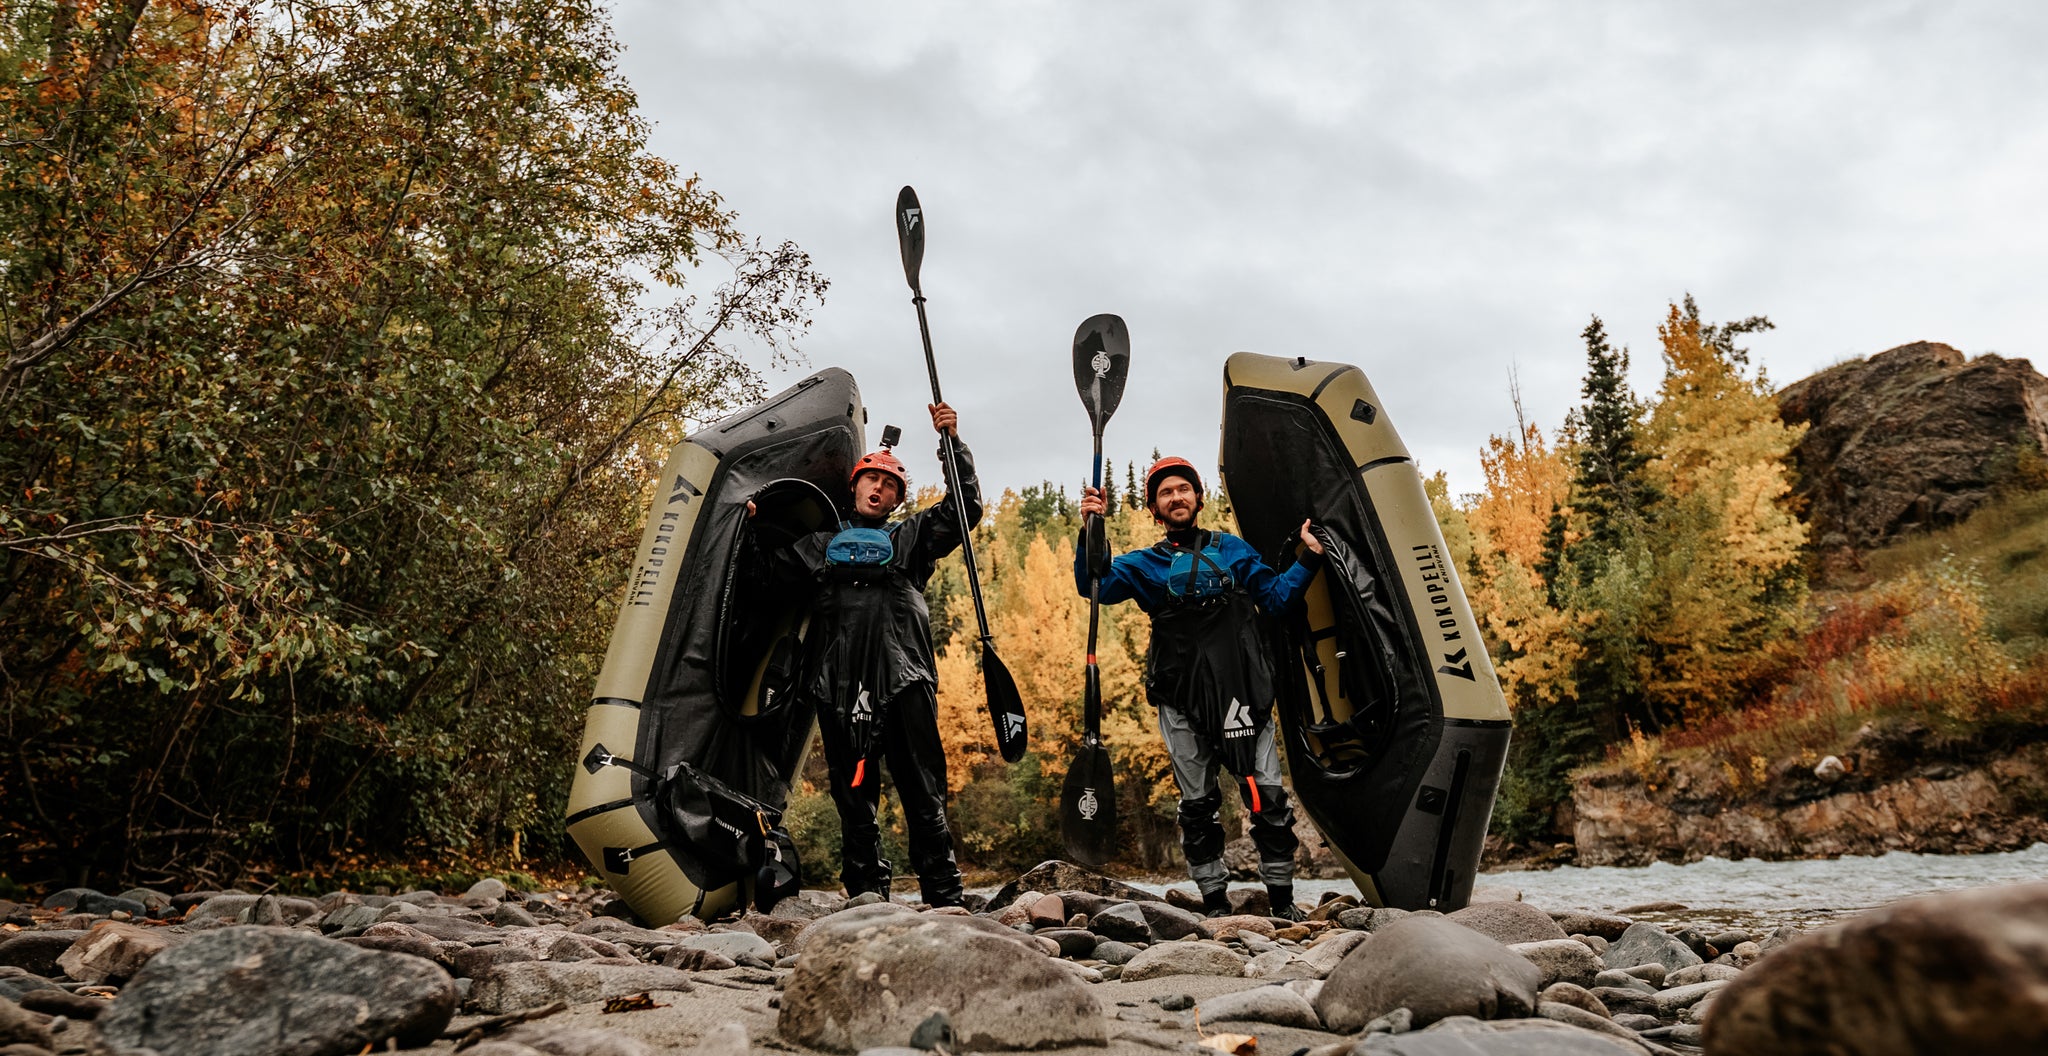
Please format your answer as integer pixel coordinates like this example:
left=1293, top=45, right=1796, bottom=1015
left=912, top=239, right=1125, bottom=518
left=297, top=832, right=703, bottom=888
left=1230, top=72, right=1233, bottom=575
left=1705, top=881, right=2048, bottom=1055
left=779, top=910, right=1104, bottom=1052
left=1777, top=340, right=2048, bottom=552
left=1315, top=915, right=1542, bottom=1032
left=96, top=926, right=458, bottom=1056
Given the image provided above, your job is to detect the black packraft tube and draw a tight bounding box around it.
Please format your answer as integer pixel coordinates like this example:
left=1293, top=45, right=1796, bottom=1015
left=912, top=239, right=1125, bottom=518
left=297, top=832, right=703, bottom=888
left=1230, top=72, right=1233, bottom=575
left=1218, top=352, right=1512, bottom=911
left=566, top=369, right=863, bottom=923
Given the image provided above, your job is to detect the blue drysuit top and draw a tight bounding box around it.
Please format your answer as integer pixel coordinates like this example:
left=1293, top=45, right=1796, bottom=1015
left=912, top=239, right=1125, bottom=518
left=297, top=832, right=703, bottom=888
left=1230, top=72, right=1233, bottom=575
left=1073, top=526, right=1321, bottom=614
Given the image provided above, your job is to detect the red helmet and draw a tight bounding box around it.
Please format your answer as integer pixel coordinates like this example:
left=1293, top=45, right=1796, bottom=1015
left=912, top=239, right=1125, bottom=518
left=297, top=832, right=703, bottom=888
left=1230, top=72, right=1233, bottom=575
left=1144, top=456, right=1204, bottom=509
left=850, top=448, right=908, bottom=494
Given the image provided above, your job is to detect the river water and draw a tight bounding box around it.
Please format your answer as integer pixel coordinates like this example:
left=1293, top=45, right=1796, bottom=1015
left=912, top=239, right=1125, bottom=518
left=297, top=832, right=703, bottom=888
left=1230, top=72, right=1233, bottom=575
left=1132, top=843, right=2048, bottom=931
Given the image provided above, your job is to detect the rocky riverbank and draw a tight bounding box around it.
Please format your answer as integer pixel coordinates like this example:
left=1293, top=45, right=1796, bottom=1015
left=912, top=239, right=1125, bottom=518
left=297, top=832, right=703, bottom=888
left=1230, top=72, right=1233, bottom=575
left=2, top=861, right=2044, bottom=1055
left=1571, top=727, right=2048, bottom=867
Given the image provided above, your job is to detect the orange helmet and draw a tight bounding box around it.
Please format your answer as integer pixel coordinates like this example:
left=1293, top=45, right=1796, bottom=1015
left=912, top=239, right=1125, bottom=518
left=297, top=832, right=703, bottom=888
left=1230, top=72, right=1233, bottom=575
left=850, top=448, right=907, bottom=494
left=1144, top=456, right=1204, bottom=509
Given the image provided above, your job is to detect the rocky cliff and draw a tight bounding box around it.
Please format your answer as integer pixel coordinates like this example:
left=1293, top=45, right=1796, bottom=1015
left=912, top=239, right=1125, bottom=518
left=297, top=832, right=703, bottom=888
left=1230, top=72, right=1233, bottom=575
left=1572, top=727, right=2048, bottom=867
left=1777, top=341, right=2048, bottom=553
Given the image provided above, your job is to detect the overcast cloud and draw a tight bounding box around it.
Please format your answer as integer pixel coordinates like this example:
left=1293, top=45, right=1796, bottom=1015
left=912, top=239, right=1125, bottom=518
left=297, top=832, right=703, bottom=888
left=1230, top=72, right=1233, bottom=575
left=612, top=1, right=2048, bottom=499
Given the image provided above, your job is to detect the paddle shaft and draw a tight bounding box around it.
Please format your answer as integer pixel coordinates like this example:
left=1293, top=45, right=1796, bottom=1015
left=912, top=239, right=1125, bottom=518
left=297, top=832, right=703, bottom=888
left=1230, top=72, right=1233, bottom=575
left=1083, top=432, right=1105, bottom=745
left=908, top=289, right=994, bottom=643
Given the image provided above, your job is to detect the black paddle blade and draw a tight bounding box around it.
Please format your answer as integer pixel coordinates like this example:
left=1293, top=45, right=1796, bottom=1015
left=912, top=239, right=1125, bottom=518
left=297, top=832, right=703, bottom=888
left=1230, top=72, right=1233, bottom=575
left=1072, top=313, right=1131, bottom=434
left=1061, top=743, right=1118, bottom=867
left=981, top=639, right=1028, bottom=763
left=895, top=186, right=926, bottom=291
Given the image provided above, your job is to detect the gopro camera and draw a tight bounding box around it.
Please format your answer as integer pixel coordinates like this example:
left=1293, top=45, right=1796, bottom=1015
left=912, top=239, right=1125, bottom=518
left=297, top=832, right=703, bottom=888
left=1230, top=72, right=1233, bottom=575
left=880, top=424, right=901, bottom=449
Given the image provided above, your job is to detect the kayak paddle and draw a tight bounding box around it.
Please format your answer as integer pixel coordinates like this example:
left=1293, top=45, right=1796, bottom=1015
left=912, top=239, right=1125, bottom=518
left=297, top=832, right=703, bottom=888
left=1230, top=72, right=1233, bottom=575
left=894, top=186, right=1029, bottom=763
left=1061, top=312, right=1130, bottom=867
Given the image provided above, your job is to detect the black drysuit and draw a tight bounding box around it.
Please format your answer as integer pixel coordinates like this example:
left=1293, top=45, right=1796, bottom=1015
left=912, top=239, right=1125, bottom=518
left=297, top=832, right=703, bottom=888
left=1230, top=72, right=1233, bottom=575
left=772, top=442, right=981, bottom=905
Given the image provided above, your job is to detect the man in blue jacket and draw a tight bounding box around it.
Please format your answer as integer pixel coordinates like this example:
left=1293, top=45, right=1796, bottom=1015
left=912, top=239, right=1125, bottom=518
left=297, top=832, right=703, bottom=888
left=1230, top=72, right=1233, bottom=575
left=1077, top=456, right=1323, bottom=920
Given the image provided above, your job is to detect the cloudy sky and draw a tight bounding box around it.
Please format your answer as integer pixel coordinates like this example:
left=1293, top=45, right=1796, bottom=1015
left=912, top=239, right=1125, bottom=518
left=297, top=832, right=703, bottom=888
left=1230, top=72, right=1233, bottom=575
left=612, top=1, right=2047, bottom=500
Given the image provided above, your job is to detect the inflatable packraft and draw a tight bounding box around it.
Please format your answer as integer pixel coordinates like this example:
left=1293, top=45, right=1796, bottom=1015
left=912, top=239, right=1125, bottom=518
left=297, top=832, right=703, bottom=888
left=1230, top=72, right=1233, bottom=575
left=1218, top=352, right=1512, bottom=911
left=566, top=368, right=862, bottom=923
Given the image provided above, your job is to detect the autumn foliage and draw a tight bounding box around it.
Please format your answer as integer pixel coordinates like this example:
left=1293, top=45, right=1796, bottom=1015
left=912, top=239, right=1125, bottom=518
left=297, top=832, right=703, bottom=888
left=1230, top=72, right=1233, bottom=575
left=1440, top=299, right=1811, bottom=841
left=0, top=0, right=822, bottom=887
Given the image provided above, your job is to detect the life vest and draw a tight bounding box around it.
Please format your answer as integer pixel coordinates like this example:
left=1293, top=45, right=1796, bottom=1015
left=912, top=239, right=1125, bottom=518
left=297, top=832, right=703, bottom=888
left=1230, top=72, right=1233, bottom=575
left=1161, top=535, right=1236, bottom=602
left=825, top=524, right=894, bottom=568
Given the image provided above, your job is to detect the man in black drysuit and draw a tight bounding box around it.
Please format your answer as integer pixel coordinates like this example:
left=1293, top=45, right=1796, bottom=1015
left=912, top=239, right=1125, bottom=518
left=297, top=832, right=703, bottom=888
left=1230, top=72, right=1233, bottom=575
left=757, top=402, right=977, bottom=907
left=1076, top=456, right=1323, bottom=920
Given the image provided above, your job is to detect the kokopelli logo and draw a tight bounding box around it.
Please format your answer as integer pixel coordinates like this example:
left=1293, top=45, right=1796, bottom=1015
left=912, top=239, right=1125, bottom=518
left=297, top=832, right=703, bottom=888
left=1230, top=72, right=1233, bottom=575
left=1091, top=350, right=1112, bottom=378
left=851, top=686, right=873, bottom=723
left=1077, top=787, right=1100, bottom=821
left=1223, top=697, right=1255, bottom=738
left=902, top=207, right=922, bottom=232
left=1002, top=711, right=1026, bottom=741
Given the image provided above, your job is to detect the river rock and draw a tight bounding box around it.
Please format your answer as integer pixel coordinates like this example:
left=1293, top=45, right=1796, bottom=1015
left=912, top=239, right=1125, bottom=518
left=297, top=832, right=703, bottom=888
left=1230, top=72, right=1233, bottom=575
left=0, top=967, right=65, bottom=1002
left=1603, top=923, right=1702, bottom=973
left=453, top=944, right=541, bottom=977
left=1315, top=914, right=1542, bottom=1032
left=1666, top=963, right=1742, bottom=988
left=1027, top=893, right=1067, bottom=928
left=1588, top=986, right=1660, bottom=1019
left=1549, top=911, right=1634, bottom=941
left=471, top=1021, right=656, bottom=1056
left=1301, top=930, right=1371, bottom=977
left=1536, top=1001, right=1656, bottom=1048
left=1447, top=901, right=1569, bottom=945
left=0, top=997, right=54, bottom=1050
left=469, top=961, right=695, bottom=1014
left=675, top=931, right=775, bottom=964
left=1337, top=906, right=1410, bottom=932
left=1088, top=903, right=1150, bottom=943
left=1134, top=900, right=1206, bottom=940
left=1245, top=948, right=1316, bottom=979
left=1705, top=881, right=2048, bottom=1055
left=1356, top=1015, right=1649, bottom=1054
left=779, top=911, right=1104, bottom=1051
left=20, top=984, right=108, bottom=1019
left=1227, top=887, right=1272, bottom=918
left=1310, top=894, right=1360, bottom=922
left=659, top=946, right=738, bottom=971
left=1539, top=981, right=1610, bottom=1018
left=1120, top=941, right=1249, bottom=981
left=1203, top=914, right=1277, bottom=941
left=1196, top=984, right=1322, bottom=1029
left=1037, top=928, right=1099, bottom=958
left=493, top=902, right=539, bottom=928
left=321, top=902, right=384, bottom=935
left=793, top=902, right=917, bottom=952
left=1509, top=939, right=1603, bottom=989
left=1652, top=979, right=1726, bottom=1016
left=96, top=925, right=457, bottom=1056
left=0, top=931, right=88, bottom=977
left=1092, top=940, right=1140, bottom=966
left=989, top=862, right=1162, bottom=909
left=57, top=921, right=175, bottom=984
